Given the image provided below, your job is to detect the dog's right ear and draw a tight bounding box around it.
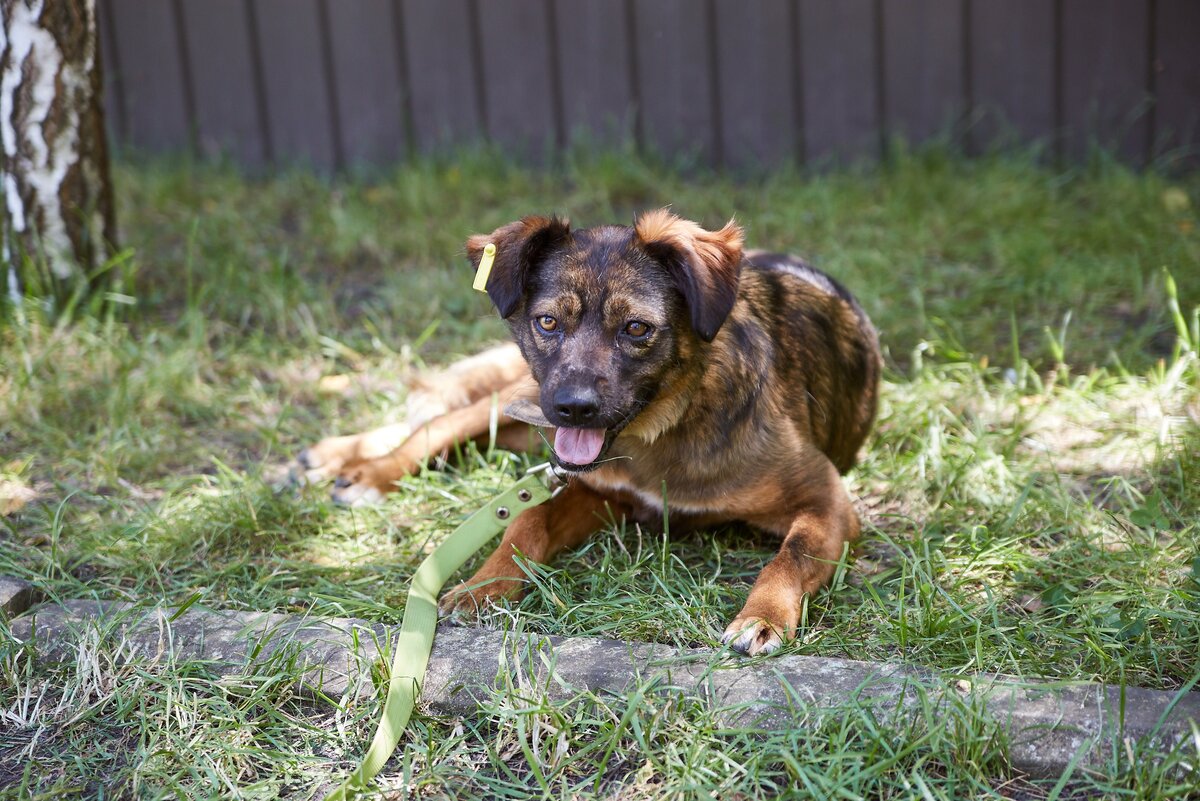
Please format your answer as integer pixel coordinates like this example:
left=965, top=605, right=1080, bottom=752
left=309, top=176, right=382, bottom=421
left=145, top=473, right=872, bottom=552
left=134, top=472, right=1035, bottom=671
left=466, top=216, right=571, bottom=318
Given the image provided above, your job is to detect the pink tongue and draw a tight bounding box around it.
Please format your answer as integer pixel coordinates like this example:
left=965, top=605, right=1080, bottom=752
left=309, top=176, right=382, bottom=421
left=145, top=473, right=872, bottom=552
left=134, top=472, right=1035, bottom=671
left=554, top=427, right=606, bottom=465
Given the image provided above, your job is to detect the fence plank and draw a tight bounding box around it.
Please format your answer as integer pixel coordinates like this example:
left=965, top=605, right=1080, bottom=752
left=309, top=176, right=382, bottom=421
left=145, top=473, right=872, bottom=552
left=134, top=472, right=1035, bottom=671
left=1061, top=0, right=1150, bottom=163
left=327, top=0, right=407, bottom=166
left=881, top=0, right=964, bottom=147
left=96, top=0, right=125, bottom=145
left=400, top=0, right=481, bottom=151
left=798, top=0, right=879, bottom=165
left=100, top=1, right=1200, bottom=172
left=552, top=0, right=635, bottom=146
left=968, top=0, right=1055, bottom=151
left=714, top=0, right=797, bottom=170
left=633, top=0, right=716, bottom=164
left=179, top=0, right=266, bottom=166
left=252, top=0, right=337, bottom=168
left=105, top=0, right=190, bottom=152
left=1154, top=0, right=1200, bottom=167
left=477, top=0, right=558, bottom=157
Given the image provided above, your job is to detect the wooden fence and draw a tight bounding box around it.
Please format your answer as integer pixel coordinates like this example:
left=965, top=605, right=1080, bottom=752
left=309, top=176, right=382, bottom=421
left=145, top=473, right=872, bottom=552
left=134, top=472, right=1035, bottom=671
left=99, top=0, right=1200, bottom=172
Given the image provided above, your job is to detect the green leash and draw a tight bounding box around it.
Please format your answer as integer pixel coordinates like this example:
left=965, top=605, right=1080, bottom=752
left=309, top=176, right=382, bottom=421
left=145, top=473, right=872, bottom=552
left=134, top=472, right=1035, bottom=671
left=324, top=467, right=554, bottom=800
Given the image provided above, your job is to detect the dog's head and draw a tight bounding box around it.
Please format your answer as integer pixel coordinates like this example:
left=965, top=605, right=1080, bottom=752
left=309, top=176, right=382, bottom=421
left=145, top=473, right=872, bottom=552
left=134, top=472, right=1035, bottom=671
left=466, top=209, right=744, bottom=471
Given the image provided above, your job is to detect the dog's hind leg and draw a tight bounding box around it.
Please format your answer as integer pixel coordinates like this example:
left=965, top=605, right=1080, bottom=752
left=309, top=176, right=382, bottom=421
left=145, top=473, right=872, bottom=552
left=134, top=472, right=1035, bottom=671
left=298, top=343, right=532, bottom=483
left=327, top=377, right=538, bottom=505
left=298, top=424, right=413, bottom=483
left=406, top=343, right=529, bottom=427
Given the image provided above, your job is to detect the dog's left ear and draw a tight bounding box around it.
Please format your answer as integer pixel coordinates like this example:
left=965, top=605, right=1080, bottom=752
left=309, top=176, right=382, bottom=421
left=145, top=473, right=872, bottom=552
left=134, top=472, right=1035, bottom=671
left=634, top=209, right=744, bottom=342
left=467, top=216, right=571, bottom=318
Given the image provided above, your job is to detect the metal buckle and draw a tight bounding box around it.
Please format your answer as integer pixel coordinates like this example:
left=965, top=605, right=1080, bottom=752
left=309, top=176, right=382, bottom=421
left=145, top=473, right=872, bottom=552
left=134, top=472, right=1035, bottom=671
left=524, top=461, right=567, bottom=497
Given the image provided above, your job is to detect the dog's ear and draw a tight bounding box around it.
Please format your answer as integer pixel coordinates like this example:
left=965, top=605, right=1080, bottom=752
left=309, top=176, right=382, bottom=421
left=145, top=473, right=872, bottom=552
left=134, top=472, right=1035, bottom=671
left=634, top=209, right=744, bottom=342
left=466, top=216, right=571, bottom=318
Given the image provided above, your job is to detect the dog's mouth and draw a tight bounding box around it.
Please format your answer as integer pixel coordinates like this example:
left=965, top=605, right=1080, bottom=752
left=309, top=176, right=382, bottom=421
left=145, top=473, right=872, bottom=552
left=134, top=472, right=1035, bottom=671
left=504, top=398, right=623, bottom=472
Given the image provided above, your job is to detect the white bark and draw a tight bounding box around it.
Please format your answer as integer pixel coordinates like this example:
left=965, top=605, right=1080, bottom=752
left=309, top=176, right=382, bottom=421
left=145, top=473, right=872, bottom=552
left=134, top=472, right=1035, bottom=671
left=1, top=0, right=114, bottom=303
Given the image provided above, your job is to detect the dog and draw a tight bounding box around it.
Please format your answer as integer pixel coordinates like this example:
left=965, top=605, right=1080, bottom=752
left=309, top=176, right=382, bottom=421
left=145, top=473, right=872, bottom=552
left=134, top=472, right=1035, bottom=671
left=298, top=209, right=881, bottom=656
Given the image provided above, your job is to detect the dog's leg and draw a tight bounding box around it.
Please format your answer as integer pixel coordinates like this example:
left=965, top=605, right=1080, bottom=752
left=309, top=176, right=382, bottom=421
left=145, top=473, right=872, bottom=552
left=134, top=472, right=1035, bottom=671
left=722, top=460, right=860, bottom=657
left=299, top=343, right=534, bottom=490
left=327, top=389, right=528, bottom=505
left=297, top=424, right=412, bottom=483
left=406, top=342, right=529, bottom=427
left=438, top=481, right=628, bottom=617
left=490, top=423, right=545, bottom=453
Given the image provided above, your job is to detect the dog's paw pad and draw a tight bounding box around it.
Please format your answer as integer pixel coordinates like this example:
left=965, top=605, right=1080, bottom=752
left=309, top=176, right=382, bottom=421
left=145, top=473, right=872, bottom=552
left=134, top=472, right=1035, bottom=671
left=721, top=616, right=784, bottom=657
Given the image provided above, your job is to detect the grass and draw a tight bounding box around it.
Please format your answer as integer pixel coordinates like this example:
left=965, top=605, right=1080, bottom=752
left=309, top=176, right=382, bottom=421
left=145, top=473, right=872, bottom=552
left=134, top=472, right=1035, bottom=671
left=1, top=146, right=1199, bottom=798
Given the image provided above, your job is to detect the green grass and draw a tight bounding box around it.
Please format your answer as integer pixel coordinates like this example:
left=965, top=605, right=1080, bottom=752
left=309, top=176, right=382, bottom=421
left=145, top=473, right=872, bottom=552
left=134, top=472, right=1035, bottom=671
left=1, top=147, right=1199, bottom=798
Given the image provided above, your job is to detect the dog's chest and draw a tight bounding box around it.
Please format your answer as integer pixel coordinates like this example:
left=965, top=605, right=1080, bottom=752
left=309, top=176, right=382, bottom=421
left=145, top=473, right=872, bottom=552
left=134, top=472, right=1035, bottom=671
left=577, top=434, right=765, bottom=517
left=577, top=466, right=711, bottom=515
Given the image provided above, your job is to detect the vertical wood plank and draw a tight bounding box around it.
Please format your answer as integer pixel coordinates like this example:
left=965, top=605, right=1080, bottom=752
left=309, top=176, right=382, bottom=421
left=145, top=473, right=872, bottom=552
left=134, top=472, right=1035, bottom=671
left=1153, top=0, right=1200, bottom=166
left=553, top=0, right=635, bottom=146
left=1061, top=0, right=1150, bottom=163
left=400, top=0, right=481, bottom=151
left=179, top=0, right=266, bottom=166
left=881, top=0, right=964, bottom=147
left=713, top=0, right=796, bottom=170
left=252, top=0, right=336, bottom=168
left=106, top=0, right=191, bottom=152
left=798, top=0, right=880, bottom=165
left=968, top=0, right=1055, bottom=150
left=476, top=0, right=558, bottom=157
left=326, top=0, right=407, bottom=166
left=633, top=0, right=716, bottom=164
left=96, top=0, right=125, bottom=146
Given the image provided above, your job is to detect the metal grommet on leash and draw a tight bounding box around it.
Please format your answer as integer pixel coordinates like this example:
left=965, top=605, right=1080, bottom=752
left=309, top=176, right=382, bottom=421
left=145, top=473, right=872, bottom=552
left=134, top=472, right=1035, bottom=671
left=517, top=489, right=532, bottom=502
left=495, top=506, right=510, bottom=519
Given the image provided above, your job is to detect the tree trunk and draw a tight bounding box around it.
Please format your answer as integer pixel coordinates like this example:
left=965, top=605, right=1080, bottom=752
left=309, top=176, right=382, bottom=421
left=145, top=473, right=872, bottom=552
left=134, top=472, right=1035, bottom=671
left=1, top=0, right=116, bottom=311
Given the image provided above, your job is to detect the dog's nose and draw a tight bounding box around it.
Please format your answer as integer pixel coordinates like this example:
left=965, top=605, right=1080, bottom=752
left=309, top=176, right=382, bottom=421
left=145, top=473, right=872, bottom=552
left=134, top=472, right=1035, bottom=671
left=553, top=386, right=600, bottom=426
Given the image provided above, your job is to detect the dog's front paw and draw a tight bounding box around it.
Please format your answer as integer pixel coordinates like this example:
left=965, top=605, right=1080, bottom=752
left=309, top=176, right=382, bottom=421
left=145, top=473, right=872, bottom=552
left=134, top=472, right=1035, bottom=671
left=721, top=615, right=787, bottom=656
left=438, top=578, right=526, bottom=620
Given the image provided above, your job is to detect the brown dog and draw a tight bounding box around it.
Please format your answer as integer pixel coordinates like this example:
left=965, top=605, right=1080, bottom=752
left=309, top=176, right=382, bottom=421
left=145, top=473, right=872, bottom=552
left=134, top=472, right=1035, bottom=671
left=299, top=210, right=880, bottom=655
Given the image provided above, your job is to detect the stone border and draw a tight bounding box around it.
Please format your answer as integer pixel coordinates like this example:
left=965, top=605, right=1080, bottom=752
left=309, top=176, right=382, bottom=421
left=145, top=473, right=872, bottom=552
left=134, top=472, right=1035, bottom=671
left=8, top=593, right=1200, bottom=778
left=0, top=576, right=40, bottom=618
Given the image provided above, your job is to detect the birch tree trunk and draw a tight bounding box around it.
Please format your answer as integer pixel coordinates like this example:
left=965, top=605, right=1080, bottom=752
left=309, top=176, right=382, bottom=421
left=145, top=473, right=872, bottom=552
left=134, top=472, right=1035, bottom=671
left=1, top=0, right=116, bottom=311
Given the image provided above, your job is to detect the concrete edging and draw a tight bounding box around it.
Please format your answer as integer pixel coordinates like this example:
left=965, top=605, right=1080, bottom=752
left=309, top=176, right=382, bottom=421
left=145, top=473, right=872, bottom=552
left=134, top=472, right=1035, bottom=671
left=8, top=593, right=1200, bottom=779
left=0, top=577, right=40, bottom=618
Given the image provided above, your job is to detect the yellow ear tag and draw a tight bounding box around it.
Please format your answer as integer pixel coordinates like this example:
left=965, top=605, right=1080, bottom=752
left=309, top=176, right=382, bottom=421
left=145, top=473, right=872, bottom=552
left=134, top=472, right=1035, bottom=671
left=472, top=243, right=496, bottom=293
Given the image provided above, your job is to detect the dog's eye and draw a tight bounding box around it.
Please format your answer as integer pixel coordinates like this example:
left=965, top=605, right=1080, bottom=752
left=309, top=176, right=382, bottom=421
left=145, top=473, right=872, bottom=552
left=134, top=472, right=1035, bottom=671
left=536, top=315, right=558, bottom=333
left=624, top=320, right=652, bottom=339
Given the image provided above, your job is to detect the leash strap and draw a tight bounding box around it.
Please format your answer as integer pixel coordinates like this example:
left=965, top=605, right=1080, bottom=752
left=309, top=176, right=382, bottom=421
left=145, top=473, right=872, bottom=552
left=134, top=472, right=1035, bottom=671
left=324, top=469, right=553, bottom=800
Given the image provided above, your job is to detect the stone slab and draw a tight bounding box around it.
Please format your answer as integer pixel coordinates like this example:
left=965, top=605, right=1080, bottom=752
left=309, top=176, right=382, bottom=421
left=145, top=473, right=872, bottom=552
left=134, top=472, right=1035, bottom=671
left=10, top=597, right=1200, bottom=778
left=0, top=576, right=39, bottom=618
left=9, top=599, right=388, bottom=700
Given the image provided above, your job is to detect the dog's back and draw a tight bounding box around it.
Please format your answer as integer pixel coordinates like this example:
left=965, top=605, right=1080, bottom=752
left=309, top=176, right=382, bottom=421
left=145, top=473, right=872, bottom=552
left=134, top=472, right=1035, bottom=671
left=739, top=250, right=881, bottom=473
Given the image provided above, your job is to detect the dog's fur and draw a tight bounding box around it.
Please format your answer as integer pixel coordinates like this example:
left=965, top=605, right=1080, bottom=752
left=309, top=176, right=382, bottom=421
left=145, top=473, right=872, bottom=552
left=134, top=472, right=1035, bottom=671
left=299, top=210, right=881, bottom=655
